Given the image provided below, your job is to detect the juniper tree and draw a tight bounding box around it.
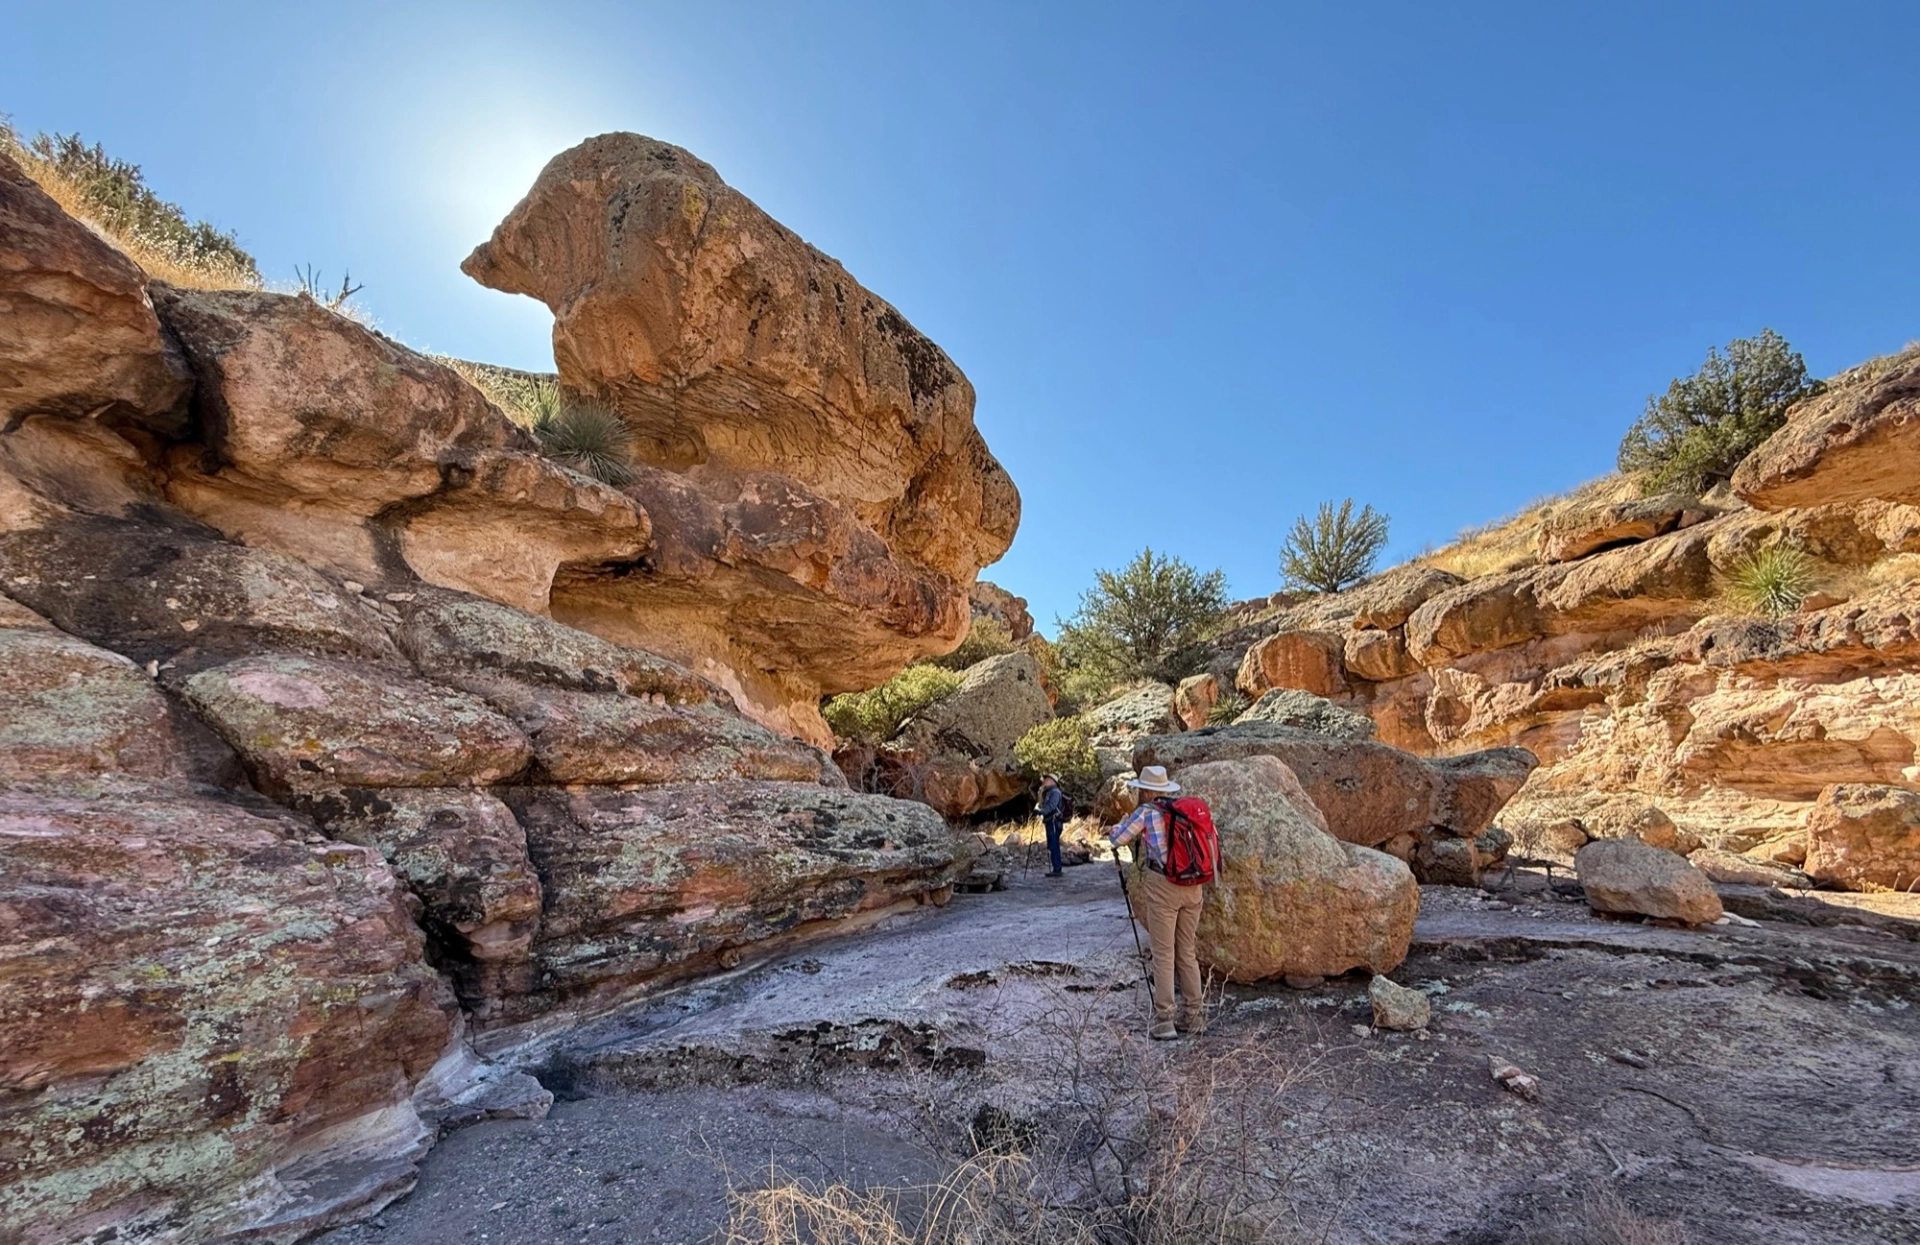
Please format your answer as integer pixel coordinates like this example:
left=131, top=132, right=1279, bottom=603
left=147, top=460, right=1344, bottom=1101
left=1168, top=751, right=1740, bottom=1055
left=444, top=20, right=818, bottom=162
left=1617, top=329, right=1822, bottom=494
left=1055, top=548, right=1228, bottom=700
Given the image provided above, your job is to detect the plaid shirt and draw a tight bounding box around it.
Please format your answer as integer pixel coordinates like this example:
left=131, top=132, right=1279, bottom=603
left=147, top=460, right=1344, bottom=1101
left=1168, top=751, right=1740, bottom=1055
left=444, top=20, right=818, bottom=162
left=1109, top=801, right=1171, bottom=868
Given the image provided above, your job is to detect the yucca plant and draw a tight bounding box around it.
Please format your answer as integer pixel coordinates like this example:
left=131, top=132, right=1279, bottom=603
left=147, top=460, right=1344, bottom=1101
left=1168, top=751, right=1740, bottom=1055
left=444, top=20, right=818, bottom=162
left=530, top=385, right=636, bottom=486
left=1724, top=543, right=1816, bottom=620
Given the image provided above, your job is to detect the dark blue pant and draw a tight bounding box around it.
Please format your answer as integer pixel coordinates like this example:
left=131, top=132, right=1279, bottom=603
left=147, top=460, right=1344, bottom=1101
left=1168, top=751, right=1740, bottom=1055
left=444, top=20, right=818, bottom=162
left=1044, top=816, right=1066, bottom=873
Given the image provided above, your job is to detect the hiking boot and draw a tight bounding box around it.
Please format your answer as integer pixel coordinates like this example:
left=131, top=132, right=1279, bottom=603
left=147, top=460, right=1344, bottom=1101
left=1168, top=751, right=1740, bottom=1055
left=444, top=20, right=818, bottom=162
left=1150, top=1021, right=1179, bottom=1041
left=1046, top=870, right=1064, bottom=878
left=1176, top=1012, right=1208, bottom=1036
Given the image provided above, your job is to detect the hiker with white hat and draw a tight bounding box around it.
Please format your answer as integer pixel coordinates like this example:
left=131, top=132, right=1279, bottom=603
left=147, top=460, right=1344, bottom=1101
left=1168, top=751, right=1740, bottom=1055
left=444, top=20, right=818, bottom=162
left=1108, top=765, right=1218, bottom=1040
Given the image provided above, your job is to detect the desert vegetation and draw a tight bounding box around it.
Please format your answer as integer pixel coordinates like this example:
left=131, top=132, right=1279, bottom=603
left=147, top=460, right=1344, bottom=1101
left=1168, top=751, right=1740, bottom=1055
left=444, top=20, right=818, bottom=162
left=1617, top=328, right=1820, bottom=495
left=1721, top=541, right=1816, bottom=621
left=1012, top=715, right=1099, bottom=793
left=1278, top=499, right=1390, bottom=593
left=1, top=119, right=260, bottom=289
left=525, top=382, right=639, bottom=485
left=929, top=617, right=1018, bottom=672
left=824, top=664, right=967, bottom=744
left=1055, top=549, right=1228, bottom=705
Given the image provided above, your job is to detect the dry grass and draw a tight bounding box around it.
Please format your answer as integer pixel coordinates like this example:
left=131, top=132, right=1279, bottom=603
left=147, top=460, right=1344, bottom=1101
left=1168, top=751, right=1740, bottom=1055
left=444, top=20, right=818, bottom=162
left=2, top=125, right=260, bottom=291
left=439, top=357, right=558, bottom=426
left=1522, top=1185, right=1694, bottom=1245
left=723, top=991, right=1351, bottom=1245
left=1417, top=475, right=1636, bottom=580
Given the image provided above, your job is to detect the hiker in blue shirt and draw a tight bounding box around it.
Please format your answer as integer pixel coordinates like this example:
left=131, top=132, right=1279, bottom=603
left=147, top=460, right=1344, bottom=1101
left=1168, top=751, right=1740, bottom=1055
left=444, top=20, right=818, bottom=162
left=1035, top=774, right=1069, bottom=878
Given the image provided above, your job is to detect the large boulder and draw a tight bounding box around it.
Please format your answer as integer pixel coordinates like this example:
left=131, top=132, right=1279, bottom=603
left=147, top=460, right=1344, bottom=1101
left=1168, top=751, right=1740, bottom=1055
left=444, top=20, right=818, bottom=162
left=1084, top=683, right=1180, bottom=741
left=1234, top=688, right=1376, bottom=739
left=0, top=780, right=458, bottom=1242
left=462, top=134, right=1019, bottom=743
left=969, top=580, right=1034, bottom=641
left=1733, top=347, right=1920, bottom=510
left=1804, top=783, right=1920, bottom=892
left=1178, top=757, right=1418, bottom=981
left=1348, top=565, right=1464, bottom=631
left=0, top=150, right=190, bottom=432
left=1574, top=839, right=1723, bottom=925
left=1134, top=723, right=1536, bottom=848
left=1344, top=627, right=1420, bottom=682
left=1236, top=628, right=1347, bottom=698
left=895, top=651, right=1052, bottom=760
left=1173, top=673, right=1221, bottom=730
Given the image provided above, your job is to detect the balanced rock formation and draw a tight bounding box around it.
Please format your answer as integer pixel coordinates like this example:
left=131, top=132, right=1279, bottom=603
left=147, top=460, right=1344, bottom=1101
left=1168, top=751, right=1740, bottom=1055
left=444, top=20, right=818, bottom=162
left=0, top=139, right=981, bottom=1242
left=1177, top=756, right=1418, bottom=981
left=463, top=133, right=1019, bottom=742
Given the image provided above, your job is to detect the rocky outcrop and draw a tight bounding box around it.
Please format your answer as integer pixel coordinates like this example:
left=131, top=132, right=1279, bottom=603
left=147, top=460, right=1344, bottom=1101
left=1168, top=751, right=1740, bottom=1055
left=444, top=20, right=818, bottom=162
left=1733, top=346, right=1920, bottom=509
left=1233, top=688, right=1376, bottom=739
left=1173, top=673, right=1221, bottom=730
left=0, top=144, right=986, bottom=1242
left=1084, top=683, right=1180, bottom=741
left=1804, top=783, right=1920, bottom=892
left=0, top=151, right=190, bottom=432
left=462, top=133, right=1019, bottom=742
left=1178, top=757, right=1418, bottom=981
left=1133, top=723, right=1536, bottom=850
left=969, top=580, right=1034, bottom=641
left=1237, top=628, right=1346, bottom=698
left=1574, top=839, right=1723, bottom=926
left=0, top=779, right=460, bottom=1242
left=1535, top=494, right=1710, bottom=563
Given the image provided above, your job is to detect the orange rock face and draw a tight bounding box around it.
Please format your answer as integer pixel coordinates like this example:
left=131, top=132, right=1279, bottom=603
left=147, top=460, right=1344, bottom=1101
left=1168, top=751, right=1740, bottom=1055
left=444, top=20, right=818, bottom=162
left=463, top=134, right=1019, bottom=743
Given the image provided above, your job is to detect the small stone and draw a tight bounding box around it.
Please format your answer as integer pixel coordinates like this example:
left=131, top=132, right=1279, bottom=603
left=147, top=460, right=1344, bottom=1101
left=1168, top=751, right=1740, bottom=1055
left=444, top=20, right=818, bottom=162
left=1488, top=1056, right=1540, bottom=1101
left=385, top=592, right=416, bottom=603
left=1368, top=976, right=1431, bottom=1031
left=342, top=580, right=365, bottom=594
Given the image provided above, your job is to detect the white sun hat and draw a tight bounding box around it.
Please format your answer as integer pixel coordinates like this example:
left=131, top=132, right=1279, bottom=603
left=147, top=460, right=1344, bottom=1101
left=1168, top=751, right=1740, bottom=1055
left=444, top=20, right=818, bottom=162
left=1126, top=765, right=1181, bottom=793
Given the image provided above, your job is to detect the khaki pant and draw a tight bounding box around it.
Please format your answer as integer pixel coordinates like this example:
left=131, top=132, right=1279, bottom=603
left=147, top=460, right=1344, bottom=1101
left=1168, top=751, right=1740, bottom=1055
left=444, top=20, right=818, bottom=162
left=1135, top=868, right=1205, bottom=1023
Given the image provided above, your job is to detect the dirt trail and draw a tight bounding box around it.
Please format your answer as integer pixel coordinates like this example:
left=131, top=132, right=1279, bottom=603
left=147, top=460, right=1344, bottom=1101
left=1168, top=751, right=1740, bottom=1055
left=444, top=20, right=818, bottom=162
left=320, top=866, right=1920, bottom=1244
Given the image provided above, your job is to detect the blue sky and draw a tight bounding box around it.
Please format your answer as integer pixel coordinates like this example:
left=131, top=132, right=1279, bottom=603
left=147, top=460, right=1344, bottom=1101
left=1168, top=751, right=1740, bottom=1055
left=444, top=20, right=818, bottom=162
left=7, top=1, right=1917, bottom=629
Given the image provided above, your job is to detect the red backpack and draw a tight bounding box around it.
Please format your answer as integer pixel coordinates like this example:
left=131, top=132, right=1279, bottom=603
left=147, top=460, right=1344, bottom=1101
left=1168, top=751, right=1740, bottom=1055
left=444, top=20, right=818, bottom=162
left=1154, top=796, right=1218, bottom=886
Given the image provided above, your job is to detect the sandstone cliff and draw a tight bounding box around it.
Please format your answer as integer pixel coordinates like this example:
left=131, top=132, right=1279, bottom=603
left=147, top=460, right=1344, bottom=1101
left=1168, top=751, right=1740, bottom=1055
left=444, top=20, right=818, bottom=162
left=1216, top=344, right=1920, bottom=890
left=0, top=142, right=988, bottom=1241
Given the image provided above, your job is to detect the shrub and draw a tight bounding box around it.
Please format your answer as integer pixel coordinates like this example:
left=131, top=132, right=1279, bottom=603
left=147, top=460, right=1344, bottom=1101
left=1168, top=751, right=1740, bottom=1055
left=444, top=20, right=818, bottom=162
left=530, top=385, right=637, bottom=485
left=1055, top=549, right=1228, bottom=693
left=929, top=617, right=1016, bottom=671
left=1723, top=543, right=1815, bottom=620
left=1, top=119, right=260, bottom=289
left=822, top=664, right=964, bottom=743
left=1279, top=499, right=1389, bottom=593
left=1617, top=329, right=1822, bottom=494
left=1205, top=689, right=1251, bottom=726
left=1012, top=716, right=1098, bottom=794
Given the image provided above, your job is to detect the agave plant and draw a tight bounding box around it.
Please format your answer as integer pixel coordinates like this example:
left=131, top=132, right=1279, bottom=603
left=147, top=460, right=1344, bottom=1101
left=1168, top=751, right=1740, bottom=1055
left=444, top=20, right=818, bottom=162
left=530, top=387, right=636, bottom=486
left=1725, top=543, right=1816, bottom=620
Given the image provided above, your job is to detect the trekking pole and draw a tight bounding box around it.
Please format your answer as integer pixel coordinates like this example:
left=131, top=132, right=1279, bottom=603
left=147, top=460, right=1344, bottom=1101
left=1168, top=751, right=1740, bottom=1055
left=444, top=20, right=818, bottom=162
left=1112, top=845, right=1153, bottom=994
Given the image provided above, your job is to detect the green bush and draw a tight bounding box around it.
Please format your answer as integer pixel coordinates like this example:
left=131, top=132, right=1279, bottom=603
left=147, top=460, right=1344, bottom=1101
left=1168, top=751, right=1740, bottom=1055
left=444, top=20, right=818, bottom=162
left=1012, top=715, right=1099, bottom=794
left=929, top=617, right=1016, bottom=671
left=822, top=664, right=964, bottom=743
left=1056, top=549, right=1228, bottom=693
left=1279, top=499, right=1390, bottom=593
left=1724, top=543, right=1816, bottom=620
left=531, top=385, right=637, bottom=485
left=1617, top=329, right=1822, bottom=494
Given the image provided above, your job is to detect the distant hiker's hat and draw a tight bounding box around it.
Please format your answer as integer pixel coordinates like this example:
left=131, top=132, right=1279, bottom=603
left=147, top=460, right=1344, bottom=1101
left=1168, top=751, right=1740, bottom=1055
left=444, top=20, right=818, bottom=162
left=1127, top=766, right=1181, bottom=793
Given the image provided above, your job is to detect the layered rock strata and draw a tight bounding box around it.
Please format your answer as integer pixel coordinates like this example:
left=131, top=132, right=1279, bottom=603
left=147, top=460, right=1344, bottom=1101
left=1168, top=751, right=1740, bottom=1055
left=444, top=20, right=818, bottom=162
left=0, top=142, right=980, bottom=1241
left=1211, top=348, right=1920, bottom=887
